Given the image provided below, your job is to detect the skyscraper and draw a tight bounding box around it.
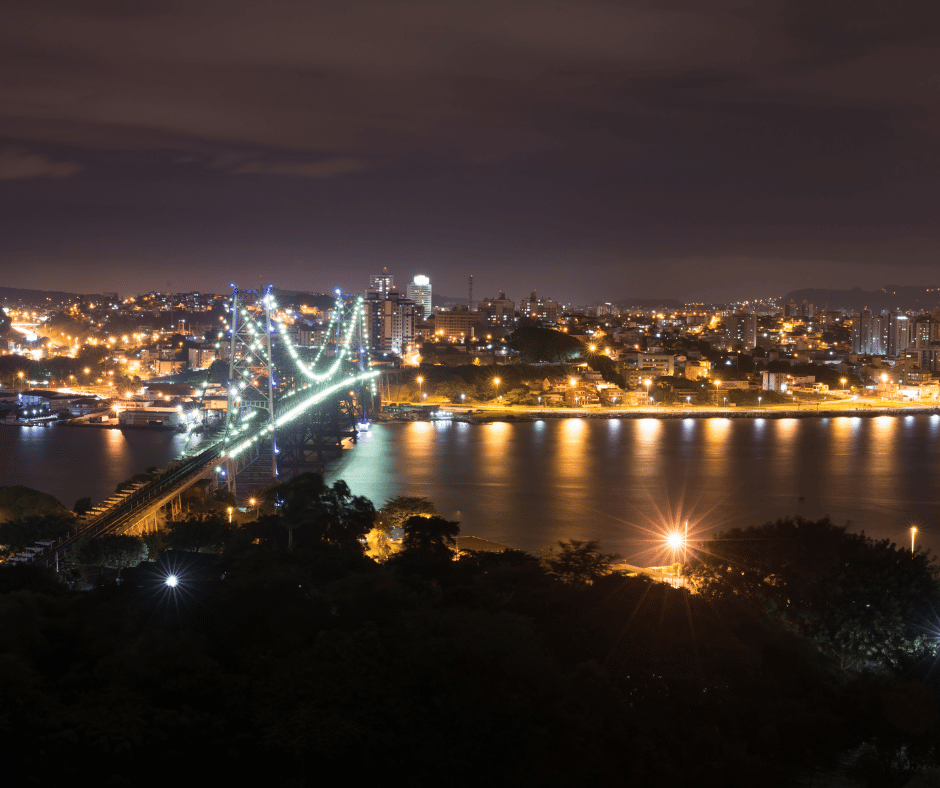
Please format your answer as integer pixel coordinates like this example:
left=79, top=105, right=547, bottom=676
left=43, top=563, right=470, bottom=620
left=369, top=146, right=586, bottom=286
left=407, top=274, right=432, bottom=319
left=366, top=290, right=416, bottom=355
left=852, top=310, right=887, bottom=355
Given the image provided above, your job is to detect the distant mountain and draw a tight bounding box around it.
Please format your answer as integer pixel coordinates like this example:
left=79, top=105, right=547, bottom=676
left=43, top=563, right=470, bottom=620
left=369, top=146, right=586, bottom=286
left=0, top=286, right=84, bottom=304
left=782, top=286, right=940, bottom=313
left=611, top=297, right=684, bottom=310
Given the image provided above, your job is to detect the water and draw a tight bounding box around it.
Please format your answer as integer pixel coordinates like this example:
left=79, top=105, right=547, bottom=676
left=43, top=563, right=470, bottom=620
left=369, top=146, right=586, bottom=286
left=327, top=416, right=940, bottom=562
left=0, top=425, right=205, bottom=510
left=3, top=417, right=939, bottom=563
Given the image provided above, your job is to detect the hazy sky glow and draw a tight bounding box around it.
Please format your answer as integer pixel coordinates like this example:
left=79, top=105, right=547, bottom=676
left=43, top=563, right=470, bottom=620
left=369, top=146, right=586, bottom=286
left=1, top=0, right=938, bottom=303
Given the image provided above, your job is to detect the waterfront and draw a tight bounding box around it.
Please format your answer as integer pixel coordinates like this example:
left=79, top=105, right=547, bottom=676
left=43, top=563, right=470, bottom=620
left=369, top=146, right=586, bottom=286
left=3, top=416, right=939, bottom=562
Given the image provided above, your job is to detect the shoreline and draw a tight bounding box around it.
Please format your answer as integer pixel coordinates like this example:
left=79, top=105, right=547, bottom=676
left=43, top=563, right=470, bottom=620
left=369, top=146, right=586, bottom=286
left=381, top=403, right=940, bottom=423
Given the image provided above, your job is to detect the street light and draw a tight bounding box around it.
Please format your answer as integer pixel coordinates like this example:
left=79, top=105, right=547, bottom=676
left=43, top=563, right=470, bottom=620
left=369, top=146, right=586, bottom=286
left=840, top=378, right=847, bottom=392
left=416, top=376, right=423, bottom=400
left=227, top=506, right=233, bottom=524
left=758, top=396, right=762, bottom=408
left=249, top=498, right=258, bottom=517
left=911, top=526, right=918, bottom=554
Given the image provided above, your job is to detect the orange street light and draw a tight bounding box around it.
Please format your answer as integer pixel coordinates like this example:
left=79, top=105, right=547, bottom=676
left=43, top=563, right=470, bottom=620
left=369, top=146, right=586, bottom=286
left=911, top=526, right=918, bottom=554
left=227, top=507, right=233, bottom=524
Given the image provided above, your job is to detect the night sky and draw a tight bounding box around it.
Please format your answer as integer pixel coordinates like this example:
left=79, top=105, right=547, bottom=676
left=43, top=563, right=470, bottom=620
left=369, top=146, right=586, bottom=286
left=1, top=0, right=938, bottom=304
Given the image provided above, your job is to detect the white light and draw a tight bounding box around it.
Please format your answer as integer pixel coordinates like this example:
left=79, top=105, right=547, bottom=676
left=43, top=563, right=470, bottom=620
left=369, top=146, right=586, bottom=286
left=165, top=574, right=179, bottom=587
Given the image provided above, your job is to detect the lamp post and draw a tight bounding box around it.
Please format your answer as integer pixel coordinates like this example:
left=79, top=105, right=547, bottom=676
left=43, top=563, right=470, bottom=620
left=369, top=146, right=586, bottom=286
left=841, top=378, right=847, bottom=392
left=416, top=376, right=423, bottom=402
left=911, top=526, right=918, bottom=554
left=227, top=506, right=233, bottom=524
left=250, top=498, right=258, bottom=517
left=644, top=378, right=651, bottom=406
left=493, top=377, right=501, bottom=399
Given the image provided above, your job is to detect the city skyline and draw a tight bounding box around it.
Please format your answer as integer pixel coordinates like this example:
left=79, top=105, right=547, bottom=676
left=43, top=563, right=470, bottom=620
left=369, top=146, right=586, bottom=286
left=2, top=1, right=939, bottom=302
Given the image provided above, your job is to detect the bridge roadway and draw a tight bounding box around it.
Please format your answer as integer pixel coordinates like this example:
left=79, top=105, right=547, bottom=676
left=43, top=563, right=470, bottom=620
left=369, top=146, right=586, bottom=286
left=35, top=441, right=225, bottom=567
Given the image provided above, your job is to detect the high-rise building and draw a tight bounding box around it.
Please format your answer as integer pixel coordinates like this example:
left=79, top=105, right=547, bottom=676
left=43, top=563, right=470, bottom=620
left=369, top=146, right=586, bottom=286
left=479, top=291, right=516, bottom=330
left=726, top=313, right=757, bottom=349
left=369, top=271, right=395, bottom=296
left=887, top=313, right=911, bottom=357
left=852, top=310, right=887, bottom=355
left=366, top=290, right=416, bottom=355
left=911, top=317, right=940, bottom=349
left=407, top=274, right=432, bottom=318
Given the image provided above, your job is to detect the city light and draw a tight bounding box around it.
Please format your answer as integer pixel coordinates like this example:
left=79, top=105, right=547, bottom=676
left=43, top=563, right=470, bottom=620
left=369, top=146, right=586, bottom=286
left=165, top=574, right=179, bottom=588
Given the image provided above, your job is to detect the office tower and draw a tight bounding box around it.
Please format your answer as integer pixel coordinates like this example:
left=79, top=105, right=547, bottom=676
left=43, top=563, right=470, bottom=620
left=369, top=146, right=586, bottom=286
left=407, top=274, right=432, bottom=319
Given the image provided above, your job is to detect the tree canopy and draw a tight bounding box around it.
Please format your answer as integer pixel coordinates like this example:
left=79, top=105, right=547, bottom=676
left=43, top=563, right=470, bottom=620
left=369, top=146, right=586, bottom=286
left=507, top=325, right=584, bottom=363
left=687, top=517, right=940, bottom=670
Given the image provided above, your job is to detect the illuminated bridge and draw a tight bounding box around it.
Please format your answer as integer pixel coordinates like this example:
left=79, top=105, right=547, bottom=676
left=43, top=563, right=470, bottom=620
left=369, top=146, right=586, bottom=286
left=31, top=285, right=379, bottom=567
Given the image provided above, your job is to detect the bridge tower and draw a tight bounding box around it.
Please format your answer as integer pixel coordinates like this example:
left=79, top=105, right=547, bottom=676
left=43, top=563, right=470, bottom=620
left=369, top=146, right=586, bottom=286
left=222, top=285, right=278, bottom=495
left=217, top=286, right=378, bottom=497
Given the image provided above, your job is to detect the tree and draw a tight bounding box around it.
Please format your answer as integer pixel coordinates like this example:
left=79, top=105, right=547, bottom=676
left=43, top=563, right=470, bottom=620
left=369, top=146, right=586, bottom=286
left=542, top=539, right=621, bottom=585
left=71, top=534, right=148, bottom=574
left=401, top=515, right=460, bottom=560
left=687, top=517, right=940, bottom=670
left=267, top=473, right=375, bottom=551
left=507, top=326, right=584, bottom=363
left=74, top=497, right=92, bottom=515
left=165, top=513, right=232, bottom=553
left=376, top=496, right=439, bottom=535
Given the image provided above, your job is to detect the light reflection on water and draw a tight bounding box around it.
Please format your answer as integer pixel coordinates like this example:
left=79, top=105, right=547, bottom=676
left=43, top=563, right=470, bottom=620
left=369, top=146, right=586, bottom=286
left=328, top=417, right=940, bottom=562
left=4, top=417, right=940, bottom=563
left=0, top=427, right=202, bottom=510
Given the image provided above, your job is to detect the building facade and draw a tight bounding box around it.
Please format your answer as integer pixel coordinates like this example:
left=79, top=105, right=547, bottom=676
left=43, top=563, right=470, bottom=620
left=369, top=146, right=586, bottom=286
left=852, top=311, right=887, bottom=355
left=407, top=275, right=432, bottom=319
left=520, top=290, right=561, bottom=326
left=366, top=290, right=417, bottom=355
left=726, top=313, right=757, bottom=349
left=478, top=291, right=516, bottom=331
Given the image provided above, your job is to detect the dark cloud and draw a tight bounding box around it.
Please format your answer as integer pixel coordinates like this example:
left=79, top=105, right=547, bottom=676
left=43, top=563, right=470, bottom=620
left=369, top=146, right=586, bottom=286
left=0, top=0, right=939, bottom=300
left=0, top=145, right=81, bottom=180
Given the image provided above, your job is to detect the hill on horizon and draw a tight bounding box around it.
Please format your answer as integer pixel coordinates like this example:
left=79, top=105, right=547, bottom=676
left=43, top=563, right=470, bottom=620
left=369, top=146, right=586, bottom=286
left=0, top=286, right=85, bottom=305
left=783, top=285, right=940, bottom=313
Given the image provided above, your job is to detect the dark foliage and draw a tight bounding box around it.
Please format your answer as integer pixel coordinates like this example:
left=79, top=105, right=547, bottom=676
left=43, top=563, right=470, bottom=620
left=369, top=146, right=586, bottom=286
left=687, top=517, right=940, bottom=670
left=3, top=493, right=940, bottom=786
left=507, top=325, right=584, bottom=363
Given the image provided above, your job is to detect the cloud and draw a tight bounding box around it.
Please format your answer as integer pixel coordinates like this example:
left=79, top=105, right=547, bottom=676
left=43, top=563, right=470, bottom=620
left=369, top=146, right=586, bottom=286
left=229, top=156, right=369, bottom=179
left=0, top=146, right=82, bottom=180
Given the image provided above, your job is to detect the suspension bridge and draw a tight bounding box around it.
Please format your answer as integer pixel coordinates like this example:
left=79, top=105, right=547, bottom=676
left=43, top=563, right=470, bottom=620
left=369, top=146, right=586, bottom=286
left=27, top=285, right=380, bottom=567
